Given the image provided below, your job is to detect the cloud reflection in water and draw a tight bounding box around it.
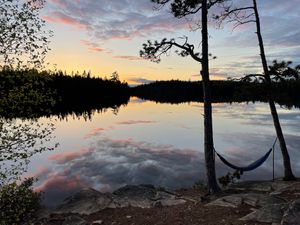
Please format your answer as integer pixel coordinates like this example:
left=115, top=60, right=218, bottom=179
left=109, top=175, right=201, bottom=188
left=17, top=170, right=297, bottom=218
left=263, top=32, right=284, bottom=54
left=34, top=102, right=300, bottom=207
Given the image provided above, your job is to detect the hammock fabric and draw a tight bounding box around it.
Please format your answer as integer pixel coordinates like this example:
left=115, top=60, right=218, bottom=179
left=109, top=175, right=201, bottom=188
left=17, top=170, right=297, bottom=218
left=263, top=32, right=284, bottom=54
left=215, top=148, right=273, bottom=174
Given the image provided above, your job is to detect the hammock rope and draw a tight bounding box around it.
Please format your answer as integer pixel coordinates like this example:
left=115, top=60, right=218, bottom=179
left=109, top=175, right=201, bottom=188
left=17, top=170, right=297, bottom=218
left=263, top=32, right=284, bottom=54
left=214, top=138, right=277, bottom=174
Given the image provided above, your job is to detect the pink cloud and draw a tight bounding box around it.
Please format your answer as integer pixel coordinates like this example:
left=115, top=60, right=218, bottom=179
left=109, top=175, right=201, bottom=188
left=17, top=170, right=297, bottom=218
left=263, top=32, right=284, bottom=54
left=34, top=173, right=86, bottom=193
left=80, top=40, right=104, bottom=53
left=84, top=127, right=105, bottom=139
left=23, top=166, right=50, bottom=180
left=48, top=148, right=89, bottom=164
left=43, top=12, right=87, bottom=30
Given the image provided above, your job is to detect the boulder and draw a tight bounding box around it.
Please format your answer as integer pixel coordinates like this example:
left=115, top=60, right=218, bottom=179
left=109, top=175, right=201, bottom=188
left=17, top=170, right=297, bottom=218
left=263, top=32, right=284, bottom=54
left=112, top=184, right=186, bottom=208
left=56, top=188, right=114, bottom=215
left=112, top=184, right=157, bottom=208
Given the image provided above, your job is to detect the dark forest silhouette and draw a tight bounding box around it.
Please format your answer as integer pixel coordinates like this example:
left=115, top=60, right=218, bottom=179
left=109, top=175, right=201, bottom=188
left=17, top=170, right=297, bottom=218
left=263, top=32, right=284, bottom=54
left=132, top=79, right=300, bottom=107
left=0, top=69, right=130, bottom=119
left=1, top=65, right=299, bottom=120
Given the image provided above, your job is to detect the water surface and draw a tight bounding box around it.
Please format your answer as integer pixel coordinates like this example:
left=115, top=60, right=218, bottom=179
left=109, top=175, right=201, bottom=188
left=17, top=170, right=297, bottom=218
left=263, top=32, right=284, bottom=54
left=23, top=98, right=300, bottom=206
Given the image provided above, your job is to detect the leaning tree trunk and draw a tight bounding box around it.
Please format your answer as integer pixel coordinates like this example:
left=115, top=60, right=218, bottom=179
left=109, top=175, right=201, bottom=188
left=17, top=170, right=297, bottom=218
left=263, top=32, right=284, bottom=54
left=253, top=0, right=295, bottom=180
left=201, top=0, right=221, bottom=193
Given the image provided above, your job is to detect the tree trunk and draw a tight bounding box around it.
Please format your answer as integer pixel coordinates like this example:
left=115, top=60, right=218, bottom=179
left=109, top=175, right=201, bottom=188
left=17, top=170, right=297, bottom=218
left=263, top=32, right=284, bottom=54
left=253, top=0, right=295, bottom=180
left=201, top=0, right=221, bottom=193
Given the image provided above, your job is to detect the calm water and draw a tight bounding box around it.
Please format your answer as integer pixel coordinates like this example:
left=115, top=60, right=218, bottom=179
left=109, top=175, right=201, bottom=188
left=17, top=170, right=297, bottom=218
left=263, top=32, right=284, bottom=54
left=23, top=97, right=300, bottom=206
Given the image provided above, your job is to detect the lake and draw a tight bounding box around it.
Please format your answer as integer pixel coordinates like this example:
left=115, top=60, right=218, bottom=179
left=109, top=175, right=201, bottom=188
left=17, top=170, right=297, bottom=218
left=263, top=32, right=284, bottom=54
left=22, top=97, right=300, bottom=206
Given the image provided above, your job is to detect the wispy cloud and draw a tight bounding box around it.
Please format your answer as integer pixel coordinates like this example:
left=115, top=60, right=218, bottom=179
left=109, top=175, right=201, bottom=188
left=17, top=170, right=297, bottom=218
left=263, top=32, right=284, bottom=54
left=84, top=127, right=106, bottom=139
left=45, top=0, right=190, bottom=42
left=113, top=55, right=146, bottom=61
left=80, top=40, right=104, bottom=52
left=43, top=12, right=87, bottom=30
left=116, top=120, right=156, bottom=125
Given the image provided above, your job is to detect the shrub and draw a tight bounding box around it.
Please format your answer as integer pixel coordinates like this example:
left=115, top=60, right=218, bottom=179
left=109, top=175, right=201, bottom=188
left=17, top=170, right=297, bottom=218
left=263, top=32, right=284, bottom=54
left=218, top=170, right=241, bottom=187
left=0, top=178, right=41, bottom=225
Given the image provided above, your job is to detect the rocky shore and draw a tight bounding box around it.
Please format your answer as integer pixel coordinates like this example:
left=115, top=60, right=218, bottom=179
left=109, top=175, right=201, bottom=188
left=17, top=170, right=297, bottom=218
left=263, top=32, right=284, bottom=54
left=36, top=180, right=300, bottom=225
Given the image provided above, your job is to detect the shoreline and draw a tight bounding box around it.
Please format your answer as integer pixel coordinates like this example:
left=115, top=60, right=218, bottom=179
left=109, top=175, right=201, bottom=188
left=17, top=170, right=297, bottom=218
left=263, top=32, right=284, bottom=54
left=36, top=179, right=300, bottom=225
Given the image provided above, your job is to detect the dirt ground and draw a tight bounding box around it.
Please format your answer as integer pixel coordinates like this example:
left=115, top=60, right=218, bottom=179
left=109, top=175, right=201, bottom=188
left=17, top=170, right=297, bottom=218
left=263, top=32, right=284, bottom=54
left=43, top=189, right=270, bottom=225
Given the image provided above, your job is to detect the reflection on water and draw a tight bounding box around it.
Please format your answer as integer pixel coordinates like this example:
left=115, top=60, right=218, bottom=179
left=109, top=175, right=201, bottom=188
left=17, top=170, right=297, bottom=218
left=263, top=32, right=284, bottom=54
left=23, top=98, right=300, bottom=207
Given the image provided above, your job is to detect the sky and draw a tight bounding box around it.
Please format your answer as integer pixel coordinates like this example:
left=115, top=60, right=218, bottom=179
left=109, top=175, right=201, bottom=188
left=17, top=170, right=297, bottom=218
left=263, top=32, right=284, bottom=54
left=42, top=0, right=300, bottom=84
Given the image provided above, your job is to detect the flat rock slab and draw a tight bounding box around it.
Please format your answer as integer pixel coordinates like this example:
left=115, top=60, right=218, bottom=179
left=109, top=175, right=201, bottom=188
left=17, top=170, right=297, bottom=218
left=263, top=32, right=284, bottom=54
left=56, top=188, right=115, bottom=215
left=281, top=199, right=300, bottom=225
left=240, top=203, right=288, bottom=223
left=55, top=185, right=186, bottom=215
left=271, top=182, right=300, bottom=196
left=62, top=215, right=90, bottom=225
left=206, top=193, right=285, bottom=208
left=228, top=181, right=293, bottom=193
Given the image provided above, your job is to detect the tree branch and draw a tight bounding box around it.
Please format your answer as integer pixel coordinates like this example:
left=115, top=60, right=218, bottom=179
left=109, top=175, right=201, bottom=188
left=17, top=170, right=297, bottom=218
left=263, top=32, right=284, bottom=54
left=140, top=37, right=202, bottom=63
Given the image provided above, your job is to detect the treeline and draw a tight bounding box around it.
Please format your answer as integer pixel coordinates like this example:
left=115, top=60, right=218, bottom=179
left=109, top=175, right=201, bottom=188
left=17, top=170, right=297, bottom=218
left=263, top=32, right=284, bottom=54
left=0, top=69, right=130, bottom=119
left=1, top=69, right=300, bottom=119
left=131, top=80, right=300, bottom=107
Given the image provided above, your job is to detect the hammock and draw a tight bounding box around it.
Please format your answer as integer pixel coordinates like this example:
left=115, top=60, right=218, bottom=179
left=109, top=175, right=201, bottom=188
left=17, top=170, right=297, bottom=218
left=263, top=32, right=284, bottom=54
left=215, top=139, right=277, bottom=174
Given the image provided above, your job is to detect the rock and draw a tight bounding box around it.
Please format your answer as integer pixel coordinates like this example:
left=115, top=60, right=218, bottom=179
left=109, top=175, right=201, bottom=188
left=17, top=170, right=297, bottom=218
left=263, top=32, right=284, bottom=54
left=281, top=199, right=300, bottom=225
left=206, top=193, right=285, bottom=208
left=206, top=195, right=242, bottom=208
left=113, top=184, right=156, bottom=208
left=113, top=184, right=157, bottom=200
left=35, top=206, right=52, bottom=219
left=112, top=184, right=186, bottom=208
left=55, top=185, right=187, bottom=215
left=92, top=220, right=103, bottom=225
left=271, top=183, right=300, bottom=196
left=240, top=203, right=288, bottom=223
left=62, top=215, right=90, bottom=225
left=228, top=180, right=292, bottom=193
left=56, top=188, right=114, bottom=215
left=158, top=198, right=186, bottom=206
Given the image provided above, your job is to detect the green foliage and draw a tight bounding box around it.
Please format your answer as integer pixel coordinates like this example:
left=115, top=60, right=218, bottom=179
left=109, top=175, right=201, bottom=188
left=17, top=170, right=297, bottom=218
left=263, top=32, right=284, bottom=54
left=0, top=68, right=130, bottom=119
left=0, top=178, right=41, bottom=225
left=0, top=118, right=57, bottom=185
left=0, top=0, right=52, bottom=68
left=0, top=68, right=57, bottom=118
left=151, top=0, right=226, bottom=18
left=218, top=170, right=241, bottom=187
left=269, top=60, right=299, bottom=81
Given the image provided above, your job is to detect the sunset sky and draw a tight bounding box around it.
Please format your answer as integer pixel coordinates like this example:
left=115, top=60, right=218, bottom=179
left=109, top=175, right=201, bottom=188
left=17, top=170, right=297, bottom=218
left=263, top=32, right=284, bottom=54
left=42, top=0, right=300, bottom=84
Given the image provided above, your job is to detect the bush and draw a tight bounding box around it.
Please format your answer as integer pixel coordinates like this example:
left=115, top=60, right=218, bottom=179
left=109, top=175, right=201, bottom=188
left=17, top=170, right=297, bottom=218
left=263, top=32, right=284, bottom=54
left=218, top=170, right=241, bottom=187
left=0, top=178, right=41, bottom=225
